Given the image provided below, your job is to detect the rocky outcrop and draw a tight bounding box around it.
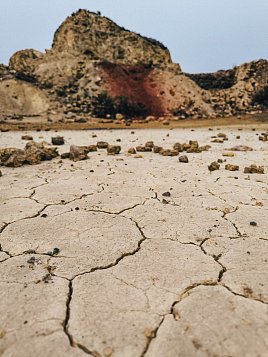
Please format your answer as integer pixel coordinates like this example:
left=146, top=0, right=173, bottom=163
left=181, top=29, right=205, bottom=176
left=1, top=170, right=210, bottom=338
left=0, top=64, right=14, bottom=80
left=52, top=9, right=172, bottom=66
left=5, top=10, right=207, bottom=118
left=0, top=79, right=50, bottom=115
left=0, top=9, right=267, bottom=119
left=188, top=60, right=268, bottom=117
left=9, top=49, right=44, bottom=79
left=186, top=69, right=237, bottom=90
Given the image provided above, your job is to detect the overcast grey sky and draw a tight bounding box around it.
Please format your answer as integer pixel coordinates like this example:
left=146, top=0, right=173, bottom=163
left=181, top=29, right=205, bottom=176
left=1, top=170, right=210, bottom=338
left=0, top=0, right=267, bottom=73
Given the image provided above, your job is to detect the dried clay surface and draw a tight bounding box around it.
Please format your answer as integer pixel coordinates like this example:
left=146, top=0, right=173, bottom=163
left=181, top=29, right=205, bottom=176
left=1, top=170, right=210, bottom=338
left=0, top=127, right=267, bottom=357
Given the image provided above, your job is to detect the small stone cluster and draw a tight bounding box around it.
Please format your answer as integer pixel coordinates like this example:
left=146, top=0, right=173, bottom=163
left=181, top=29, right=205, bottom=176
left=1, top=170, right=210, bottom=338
left=0, top=142, right=59, bottom=167
left=208, top=161, right=264, bottom=174
left=259, top=132, right=268, bottom=142
left=211, top=132, right=229, bottom=143
left=244, top=165, right=265, bottom=174
left=128, top=140, right=211, bottom=161
left=59, top=142, right=122, bottom=161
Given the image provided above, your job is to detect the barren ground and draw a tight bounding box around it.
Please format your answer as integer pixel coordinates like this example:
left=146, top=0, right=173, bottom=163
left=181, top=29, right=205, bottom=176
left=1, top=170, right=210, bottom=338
left=0, top=113, right=267, bottom=132
left=0, top=126, right=267, bottom=357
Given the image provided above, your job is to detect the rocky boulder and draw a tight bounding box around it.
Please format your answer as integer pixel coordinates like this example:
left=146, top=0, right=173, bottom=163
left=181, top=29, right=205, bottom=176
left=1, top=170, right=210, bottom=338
left=9, top=49, right=44, bottom=78
left=69, top=145, right=89, bottom=161
left=0, top=142, right=58, bottom=167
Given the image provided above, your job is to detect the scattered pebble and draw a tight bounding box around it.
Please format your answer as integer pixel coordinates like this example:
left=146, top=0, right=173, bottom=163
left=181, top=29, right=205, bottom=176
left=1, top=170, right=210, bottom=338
left=259, top=133, right=268, bottom=141
left=87, top=145, right=98, bottom=152
left=229, top=145, right=253, bottom=152
left=217, top=133, right=227, bottom=138
left=97, top=141, right=109, bottom=149
left=136, top=146, right=152, bottom=152
left=225, top=164, right=239, bottom=171
left=161, top=149, right=178, bottom=156
left=21, top=135, right=33, bottom=141
left=222, top=152, right=235, bottom=157
left=61, top=152, right=70, bottom=159
left=51, top=136, right=64, bottom=145
left=145, top=141, right=154, bottom=149
left=52, top=248, right=60, bottom=255
left=27, top=256, right=36, bottom=265
left=70, top=145, right=89, bottom=161
left=107, top=145, right=121, bottom=155
left=208, top=161, right=220, bottom=172
left=173, top=143, right=182, bottom=152
left=244, top=165, right=264, bottom=174
left=250, top=221, right=257, bottom=226
left=153, top=146, right=163, bottom=153
left=128, top=148, right=136, bottom=154
left=211, top=138, right=224, bottom=143
left=179, top=155, right=189, bottom=163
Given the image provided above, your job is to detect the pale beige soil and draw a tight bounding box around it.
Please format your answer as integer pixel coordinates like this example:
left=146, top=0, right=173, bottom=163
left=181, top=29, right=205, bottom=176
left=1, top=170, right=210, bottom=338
left=0, top=127, right=267, bottom=357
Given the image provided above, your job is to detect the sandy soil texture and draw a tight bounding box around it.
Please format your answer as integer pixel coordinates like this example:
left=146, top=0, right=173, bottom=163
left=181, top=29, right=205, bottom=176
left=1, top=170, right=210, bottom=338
left=0, top=127, right=267, bottom=357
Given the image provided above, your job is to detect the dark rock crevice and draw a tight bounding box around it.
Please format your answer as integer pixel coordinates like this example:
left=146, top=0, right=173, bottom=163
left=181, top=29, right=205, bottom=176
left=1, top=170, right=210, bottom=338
left=186, top=69, right=237, bottom=90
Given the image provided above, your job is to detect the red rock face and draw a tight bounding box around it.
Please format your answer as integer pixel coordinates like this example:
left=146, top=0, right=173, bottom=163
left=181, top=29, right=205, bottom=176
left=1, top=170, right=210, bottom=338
left=99, top=62, right=165, bottom=116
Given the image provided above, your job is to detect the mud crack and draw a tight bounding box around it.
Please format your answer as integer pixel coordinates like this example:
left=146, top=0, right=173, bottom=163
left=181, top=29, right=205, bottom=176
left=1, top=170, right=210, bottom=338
left=61, top=217, right=149, bottom=355
left=140, top=317, right=165, bottom=357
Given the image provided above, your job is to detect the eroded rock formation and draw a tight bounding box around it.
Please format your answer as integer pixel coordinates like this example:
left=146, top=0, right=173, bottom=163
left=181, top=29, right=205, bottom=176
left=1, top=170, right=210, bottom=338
left=0, top=9, right=267, bottom=119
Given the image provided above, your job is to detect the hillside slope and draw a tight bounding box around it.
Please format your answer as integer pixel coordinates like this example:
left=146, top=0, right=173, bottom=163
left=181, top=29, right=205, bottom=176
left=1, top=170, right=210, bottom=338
left=1, top=10, right=267, bottom=119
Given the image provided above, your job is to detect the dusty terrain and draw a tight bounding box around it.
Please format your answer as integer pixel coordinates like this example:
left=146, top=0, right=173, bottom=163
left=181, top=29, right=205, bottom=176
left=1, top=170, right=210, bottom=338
left=0, top=111, right=267, bottom=133
left=0, top=126, right=267, bottom=356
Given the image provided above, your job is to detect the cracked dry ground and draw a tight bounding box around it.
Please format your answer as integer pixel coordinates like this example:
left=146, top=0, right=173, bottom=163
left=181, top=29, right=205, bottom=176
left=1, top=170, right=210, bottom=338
left=0, top=127, right=268, bottom=357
